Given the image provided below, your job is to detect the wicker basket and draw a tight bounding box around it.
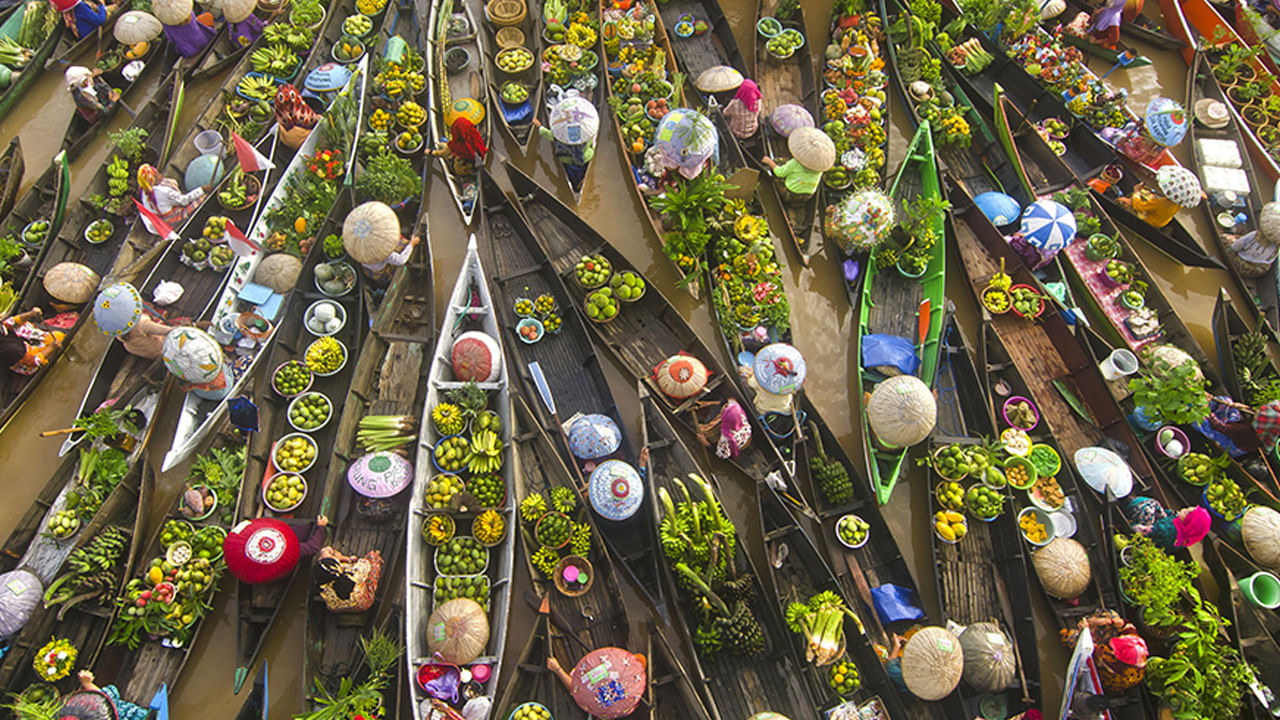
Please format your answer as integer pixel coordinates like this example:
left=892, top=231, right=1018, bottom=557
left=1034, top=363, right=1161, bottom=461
left=495, top=25, right=524, bottom=48
left=485, top=0, right=525, bottom=27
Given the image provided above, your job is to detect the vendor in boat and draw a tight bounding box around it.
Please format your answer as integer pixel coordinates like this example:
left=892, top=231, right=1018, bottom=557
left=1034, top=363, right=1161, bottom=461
left=225, top=516, right=328, bottom=585
left=721, top=79, right=762, bottom=140
left=547, top=646, right=646, bottom=719
left=53, top=0, right=117, bottom=41
left=314, top=546, right=383, bottom=613
left=1060, top=610, right=1148, bottom=693
left=1086, top=0, right=1126, bottom=49
left=1227, top=201, right=1280, bottom=277
left=1115, top=165, right=1204, bottom=229
left=60, top=670, right=149, bottom=720
left=136, top=164, right=209, bottom=237
left=119, top=314, right=174, bottom=360
left=760, top=127, right=835, bottom=205
left=533, top=91, right=598, bottom=188
left=0, top=307, right=64, bottom=382
left=433, top=110, right=488, bottom=176
left=342, top=200, right=419, bottom=285
left=64, top=65, right=119, bottom=124
left=157, top=0, right=217, bottom=59
left=1121, top=496, right=1211, bottom=550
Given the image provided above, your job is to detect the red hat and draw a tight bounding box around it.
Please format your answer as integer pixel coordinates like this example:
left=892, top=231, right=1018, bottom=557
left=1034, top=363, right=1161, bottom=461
left=222, top=518, right=300, bottom=584
left=1174, top=506, right=1211, bottom=547
left=51, top=0, right=81, bottom=12
left=1109, top=636, right=1148, bottom=667
left=568, top=648, right=646, bottom=718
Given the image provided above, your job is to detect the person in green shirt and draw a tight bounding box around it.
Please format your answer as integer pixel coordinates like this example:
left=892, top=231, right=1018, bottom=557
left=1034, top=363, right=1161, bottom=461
left=761, top=126, right=835, bottom=204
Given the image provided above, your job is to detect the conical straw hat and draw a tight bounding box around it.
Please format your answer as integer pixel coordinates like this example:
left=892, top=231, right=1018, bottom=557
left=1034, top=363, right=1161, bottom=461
left=153, top=0, right=192, bottom=25
left=342, top=202, right=400, bottom=264
left=788, top=127, right=835, bottom=172
left=43, top=262, right=100, bottom=304
left=114, top=11, right=162, bottom=43
left=223, top=0, right=256, bottom=23
left=695, top=65, right=743, bottom=93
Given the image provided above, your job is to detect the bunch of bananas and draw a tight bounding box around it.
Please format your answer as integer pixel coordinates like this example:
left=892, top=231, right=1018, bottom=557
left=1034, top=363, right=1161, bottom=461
left=44, top=527, right=128, bottom=611
left=237, top=75, right=277, bottom=101
left=465, top=429, right=503, bottom=474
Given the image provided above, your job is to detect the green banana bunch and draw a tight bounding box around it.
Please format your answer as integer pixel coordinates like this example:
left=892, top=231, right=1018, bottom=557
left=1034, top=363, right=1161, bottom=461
left=465, top=429, right=503, bottom=474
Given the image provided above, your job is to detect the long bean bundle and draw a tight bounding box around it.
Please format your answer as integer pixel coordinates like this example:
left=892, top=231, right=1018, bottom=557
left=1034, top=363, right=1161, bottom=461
left=357, top=415, right=418, bottom=452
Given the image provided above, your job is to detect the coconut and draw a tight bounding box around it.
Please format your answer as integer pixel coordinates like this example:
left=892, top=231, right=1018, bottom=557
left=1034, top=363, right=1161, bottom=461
left=1033, top=537, right=1091, bottom=599
left=901, top=626, right=964, bottom=701
left=959, top=622, right=1017, bottom=693
left=254, top=253, right=302, bottom=293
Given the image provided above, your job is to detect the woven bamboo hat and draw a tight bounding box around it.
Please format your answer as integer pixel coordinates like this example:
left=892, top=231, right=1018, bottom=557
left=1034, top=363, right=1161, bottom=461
left=223, top=0, right=256, bottom=23
left=1193, top=98, right=1230, bottom=129
left=867, top=375, right=936, bottom=448
left=695, top=65, right=743, bottom=93
left=254, top=253, right=302, bottom=293
left=1033, top=537, right=1091, bottom=599
left=114, top=11, right=162, bottom=43
left=43, top=262, right=100, bottom=304
left=788, top=127, right=835, bottom=172
left=343, top=201, right=400, bottom=264
left=901, top=627, right=964, bottom=701
left=153, top=0, right=192, bottom=25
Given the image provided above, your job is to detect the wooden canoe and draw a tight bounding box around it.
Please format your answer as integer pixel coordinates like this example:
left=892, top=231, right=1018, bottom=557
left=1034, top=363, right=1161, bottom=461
left=483, top=0, right=540, bottom=149
left=529, top=0, right=602, bottom=200
left=0, top=1, right=62, bottom=122
left=233, top=662, right=269, bottom=720
left=92, top=427, right=249, bottom=702
left=60, top=42, right=173, bottom=161
left=1203, top=538, right=1280, bottom=720
left=479, top=170, right=671, bottom=612
left=597, top=0, right=699, bottom=296
left=0, top=137, right=23, bottom=220
left=427, top=0, right=490, bottom=226
left=59, top=128, right=280, bottom=461
left=926, top=315, right=1042, bottom=716
left=1159, top=0, right=1280, bottom=180
left=229, top=192, right=365, bottom=693
left=1187, top=49, right=1280, bottom=334
left=1060, top=0, right=1184, bottom=49
left=405, top=235, right=516, bottom=720
left=503, top=160, right=788, bottom=489
left=639, top=385, right=819, bottom=720
left=160, top=60, right=368, bottom=472
left=0, top=387, right=160, bottom=697
left=748, top=0, right=820, bottom=264
left=300, top=214, right=434, bottom=698
left=855, top=121, right=946, bottom=505
left=656, top=0, right=747, bottom=96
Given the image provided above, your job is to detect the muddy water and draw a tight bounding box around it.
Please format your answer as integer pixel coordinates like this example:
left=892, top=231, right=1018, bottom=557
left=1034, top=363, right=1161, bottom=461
left=0, top=4, right=1254, bottom=719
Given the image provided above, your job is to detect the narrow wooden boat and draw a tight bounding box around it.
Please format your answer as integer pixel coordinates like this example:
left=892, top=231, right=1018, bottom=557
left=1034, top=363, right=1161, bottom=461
left=598, top=0, right=700, bottom=296
left=757, top=483, right=966, bottom=719
left=926, top=316, right=1043, bottom=716
left=60, top=43, right=173, bottom=161
left=92, top=427, right=248, bottom=703
left=655, top=0, right=745, bottom=94
left=59, top=129, right=281, bottom=460
left=0, top=137, right=23, bottom=219
left=639, top=386, right=820, bottom=720
left=1052, top=9, right=1152, bottom=67
left=1187, top=49, right=1280, bottom=332
left=427, top=0, right=490, bottom=225
left=504, top=163, right=790, bottom=499
left=482, top=0, right=540, bottom=149
left=1059, top=0, right=1184, bottom=49
left=1212, top=287, right=1280, bottom=407
left=529, top=0, right=602, bottom=200
left=0, top=76, right=186, bottom=433
left=1235, top=0, right=1280, bottom=76
left=406, top=236, right=515, bottom=720
left=43, top=0, right=127, bottom=69
left=0, top=425, right=157, bottom=698
left=949, top=177, right=1167, bottom=505
left=301, top=216, right=433, bottom=694
left=855, top=121, right=946, bottom=504
left=885, top=0, right=1029, bottom=206
left=0, top=0, right=62, bottom=121
left=228, top=194, right=364, bottom=693
left=350, top=0, right=422, bottom=194
left=750, top=0, right=820, bottom=263
left=234, top=662, right=269, bottom=720
left=0, top=152, right=70, bottom=312
left=1156, top=0, right=1280, bottom=180
left=479, top=171, right=670, bottom=610
left=160, top=60, right=367, bottom=472
left=1203, top=538, right=1280, bottom=720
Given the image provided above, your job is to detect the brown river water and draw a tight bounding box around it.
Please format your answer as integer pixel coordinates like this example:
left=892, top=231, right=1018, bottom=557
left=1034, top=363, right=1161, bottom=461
left=0, top=2, right=1249, bottom=717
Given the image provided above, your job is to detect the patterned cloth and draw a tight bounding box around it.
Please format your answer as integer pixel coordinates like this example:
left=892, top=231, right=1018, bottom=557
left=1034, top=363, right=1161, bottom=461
left=2, top=316, right=63, bottom=376
left=317, top=548, right=382, bottom=613
left=1255, top=401, right=1280, bottom=449
left=1060, top=610, right=1146, bottom=693
left=716, top=399, right=751, bottom=459
left=102, top=684, right=149, bottom=720
left=722, top=97, right=759, bottom=139
left=274, top=84, right=320, bottom=131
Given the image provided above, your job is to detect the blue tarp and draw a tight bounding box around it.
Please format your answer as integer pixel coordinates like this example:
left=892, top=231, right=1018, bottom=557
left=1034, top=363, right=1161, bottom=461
left=862, top=334, right=920, bottom=375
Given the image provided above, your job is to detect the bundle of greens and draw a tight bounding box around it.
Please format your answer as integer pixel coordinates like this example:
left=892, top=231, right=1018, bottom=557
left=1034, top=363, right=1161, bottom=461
left=187, top=445, right=246, bottom=526
left=659, top=474, right=764, bottom=656
left=356, top=415, right=418, bottom=451
left=785, top=590, right=857, bottom=665
left=296, top=629, right=402, bottom=719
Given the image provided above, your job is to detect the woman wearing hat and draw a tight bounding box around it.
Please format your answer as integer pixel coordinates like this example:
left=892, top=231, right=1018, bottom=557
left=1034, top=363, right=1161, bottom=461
left=55, top=0, right=116, bottom=40
left=533, top=91, right=598, bottom=188
left=547, top=646, right=646, bottom=719
left=1060, top=610, right=1148, bottom=692
left=65, top=65, right=119, bottom=123
left=1122, top=496, right=1211, bottom=549
left=1115, top=165, right=1204, bottom=228
left=314, top=546, right=383, bottom=613
left=136, top=164, right=210, bottom=236
left=434, top=117, right=488, bottom=175
left=721, top=79, right=762, bottom=140
left=1228, top=201, right=1280, bottom=277
left=63, top=670, right=149, bottom=720
left=0, top=307, right=64, bottom=384
left=761, top=127, right=835, bottom=205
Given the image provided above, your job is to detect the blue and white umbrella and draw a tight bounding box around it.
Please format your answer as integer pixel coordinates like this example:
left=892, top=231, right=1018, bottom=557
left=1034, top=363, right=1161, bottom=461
left=1020, top=199, right=1076, bottom=256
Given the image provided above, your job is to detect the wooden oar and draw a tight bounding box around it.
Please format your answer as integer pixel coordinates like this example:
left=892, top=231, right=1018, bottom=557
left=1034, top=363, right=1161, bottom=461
left=527, top=361, right=584, bottom=484
left=992, top=566, right=1035, bottom=705
left=524, top=590, right=591, bottom=652
left=40, top=426, right=83, bottom=437
left=917, top=298, right=931, bottom=347
left=841, top=551, right=889, bottom=647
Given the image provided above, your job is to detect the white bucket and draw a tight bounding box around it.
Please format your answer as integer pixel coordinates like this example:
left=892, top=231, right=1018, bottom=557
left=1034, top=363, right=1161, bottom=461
left=194, top=129, right=224, bottom=156
left=1098, top=348, right=1139, bottom=381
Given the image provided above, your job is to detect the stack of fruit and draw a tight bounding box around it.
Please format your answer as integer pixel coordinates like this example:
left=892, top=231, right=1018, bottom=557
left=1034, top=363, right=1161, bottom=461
left=935, top=480, right=964, bottom=511
left=434, top=536, right=488, bottom=575
left=424, top=473, right=466, bottom=508
left=305, top=337, right=345, bottom=374
left=930, top=444, right=973, bottom=480
left=828, top=659, right=860, bottom=696
left=965, top=484, right=1004, bottom=520
left=433, top=574, right=490, bottom=610
left=509, top=704, right=550, bottom=720
left=467, top=473, right=505, bottom=507
left=933, top=510, right=967, bottom=542
left=1177, top=452, right=1225, bottom=486
left=273, top=360, right=312, bottom=396
left=609, top=271, right=646, bottom=302
left=835, top=514, right=869, bottom=548
left=1205, top=476, right=1247, bottom=520
left=273, top=435, right=317, bottom=473
left=574, top=254, right=611, bottom=288
left=396, top=101, right=426, bottom=128
left=433, top=436, right=470, bottom=472
left=288, top=392, right=331, bottom=431
left=584, top=287, right=620, bottom=322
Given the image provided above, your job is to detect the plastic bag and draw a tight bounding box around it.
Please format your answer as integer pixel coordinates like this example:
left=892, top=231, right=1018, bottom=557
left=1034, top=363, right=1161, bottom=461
left=870, top=583, right=924, bottom=626
left=417, top=663, right=461, bottom=703
left=861, top=334, right=919, bottom=376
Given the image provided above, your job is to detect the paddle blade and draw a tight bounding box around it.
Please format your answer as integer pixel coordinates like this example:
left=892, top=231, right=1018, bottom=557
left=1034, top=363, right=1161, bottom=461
left=917, top=299, right=931, bottom=345
left=528, top=361, right=556, bottom=416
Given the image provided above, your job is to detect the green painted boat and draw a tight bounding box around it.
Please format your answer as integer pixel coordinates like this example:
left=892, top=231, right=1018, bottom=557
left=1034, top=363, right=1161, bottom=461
left=855, top=120, right=946, bottom=505
left=0, top=0, right=62, bottom=122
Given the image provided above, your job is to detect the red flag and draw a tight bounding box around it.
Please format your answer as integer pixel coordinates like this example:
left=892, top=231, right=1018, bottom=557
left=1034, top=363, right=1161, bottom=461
left=225, top=220, right=261, bottom=259
left=231, top=131, right=275, bottom=173
left=133, top=199, right=178, bottom=241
